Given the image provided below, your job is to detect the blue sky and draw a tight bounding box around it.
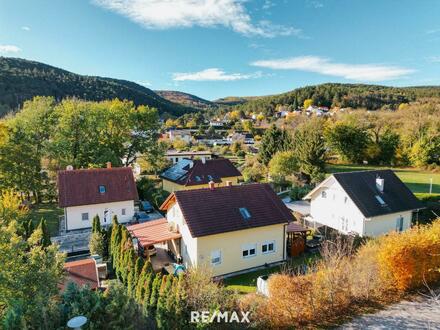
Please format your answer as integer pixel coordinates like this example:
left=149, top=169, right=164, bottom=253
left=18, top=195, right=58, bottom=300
left=1, top=0, right=440, bottom=100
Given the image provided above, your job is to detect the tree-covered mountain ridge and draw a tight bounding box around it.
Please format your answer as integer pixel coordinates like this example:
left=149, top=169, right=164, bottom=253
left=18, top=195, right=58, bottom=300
left=230, top=82, right=440, bottom=115
left=0, top=57, right=197, bottom=117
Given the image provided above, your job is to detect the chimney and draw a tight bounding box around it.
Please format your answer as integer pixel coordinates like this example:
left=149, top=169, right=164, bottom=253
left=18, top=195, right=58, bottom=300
left=208, top=181, right=215, bottom=190
left=376, top=177, right=384, bottom=193
left=106, top=162, right=112, bottom=169
left=226, top=181, right=232, bottom=187
left=66, top=165, right=73, bottom=171
left=201, top=157, right=206, bottom=164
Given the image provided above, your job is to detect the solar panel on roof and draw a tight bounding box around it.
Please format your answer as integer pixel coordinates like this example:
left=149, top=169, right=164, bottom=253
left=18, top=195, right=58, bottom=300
left=162, top=159, right=193, bottom=181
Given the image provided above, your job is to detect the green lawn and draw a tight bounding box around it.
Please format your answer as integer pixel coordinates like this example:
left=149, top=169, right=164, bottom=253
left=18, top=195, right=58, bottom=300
left=327, top=164, right=440, bottom=194
left=223, top=254, right=319, bottom=294
left=29, top=203, right=63, bottom=237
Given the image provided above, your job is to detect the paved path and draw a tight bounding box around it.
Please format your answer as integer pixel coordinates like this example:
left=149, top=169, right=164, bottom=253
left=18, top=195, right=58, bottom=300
left=341, top=296, right=440, bottom=329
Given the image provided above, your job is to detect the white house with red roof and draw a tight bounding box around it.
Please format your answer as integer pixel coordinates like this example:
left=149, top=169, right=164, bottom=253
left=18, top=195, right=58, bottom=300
left=57, top=163, right=138, bottom=231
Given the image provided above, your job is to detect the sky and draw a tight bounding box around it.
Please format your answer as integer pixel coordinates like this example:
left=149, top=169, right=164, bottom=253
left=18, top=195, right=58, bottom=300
left=1, top=0, right=440, bottom=100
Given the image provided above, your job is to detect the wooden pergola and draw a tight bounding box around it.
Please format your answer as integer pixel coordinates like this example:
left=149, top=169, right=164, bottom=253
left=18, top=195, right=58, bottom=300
left=286, top=222, right=311, bottom=257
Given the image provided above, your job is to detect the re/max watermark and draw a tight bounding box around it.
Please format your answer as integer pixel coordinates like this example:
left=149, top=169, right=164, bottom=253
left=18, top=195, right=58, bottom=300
left=190, top=311, right=251, bottom=323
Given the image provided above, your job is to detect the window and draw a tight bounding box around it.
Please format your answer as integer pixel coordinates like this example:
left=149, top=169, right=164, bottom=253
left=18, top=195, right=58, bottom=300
left=375, top=195, right=387, bottom=206
left=81, top=212, right=89, bottom=221
left=121, top=208, right=126, bottom=216
left=242, top=244, right=257, bottom=258
left=321, top=191, right=327, bottom=198
left=207, top=175, right=213, bottom=181
left=344, top=196, right=348, bottom=204
left=99, top=185, right=106, bottom=194
left=211, top=250, right=222, bottom=266
left=239, top=207, right=251, bottom=220
left=262, top=241, right=275, bottom=254
left=396, top=216, right=404, bottom=232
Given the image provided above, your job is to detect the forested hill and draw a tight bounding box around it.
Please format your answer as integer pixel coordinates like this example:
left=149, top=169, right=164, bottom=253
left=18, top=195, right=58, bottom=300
left=0, top=57, right=196, bottom=117
left=232, top=83, right=440, bottom=116
left=154, top=90, right=215, bottom=110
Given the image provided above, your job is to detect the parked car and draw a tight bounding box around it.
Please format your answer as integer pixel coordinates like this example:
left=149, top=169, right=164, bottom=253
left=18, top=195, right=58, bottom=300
left=143, top=245, right=156, bottom=257
left=140, top=201, right=154, bottom=213
left=134, top=211, right=150, bottom=223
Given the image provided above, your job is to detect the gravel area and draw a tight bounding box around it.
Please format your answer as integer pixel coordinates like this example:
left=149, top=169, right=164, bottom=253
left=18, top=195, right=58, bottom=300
left=341, top=295, right=440, bottom=329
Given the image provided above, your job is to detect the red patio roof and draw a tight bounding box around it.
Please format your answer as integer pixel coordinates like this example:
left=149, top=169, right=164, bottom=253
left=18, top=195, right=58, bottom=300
left=127, top=218, right=182, bottom=247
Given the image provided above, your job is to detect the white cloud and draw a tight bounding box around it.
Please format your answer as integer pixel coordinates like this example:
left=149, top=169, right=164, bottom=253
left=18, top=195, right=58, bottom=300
left=251, top=56, right=414, bottom=81
left=21, top=26, right=31, bottom=31
left=172, top=68, right=262, bottom=81
left=92, top=0, right=298, bottom=37
left=0, top=45, right=21, bottom=54
left=426, top=56, right=440, bottom=63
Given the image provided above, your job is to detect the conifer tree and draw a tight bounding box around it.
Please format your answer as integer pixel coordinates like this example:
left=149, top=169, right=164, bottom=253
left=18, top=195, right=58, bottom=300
left=142, top=273, right=153, bottom=313
left=37, top=219, right=51, bottom=247
left=92, top=214, right=101, bottom=233
left=156, top=275, right=173, bottom=329
left=258, top=124, right=292, bottom=165
left=174, top=274, right=188, bottom=329
left=148, top=273, right=162, bottom=316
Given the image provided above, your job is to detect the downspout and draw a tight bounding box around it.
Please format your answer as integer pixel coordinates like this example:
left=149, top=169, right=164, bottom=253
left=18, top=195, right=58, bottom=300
left=282, top=224, right=287, bottom=261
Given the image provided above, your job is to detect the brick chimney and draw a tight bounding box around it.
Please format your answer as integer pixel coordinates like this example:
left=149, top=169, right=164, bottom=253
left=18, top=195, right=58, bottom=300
left=226, top=181, right=232, bottom=187
left=106, top=162, right=112, bottom=169
left=208, top=181, right=215, bottom=190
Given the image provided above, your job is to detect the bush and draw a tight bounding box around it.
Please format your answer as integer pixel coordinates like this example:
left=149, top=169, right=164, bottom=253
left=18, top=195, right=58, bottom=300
left=289, top=185, right=312, bottom=201
left=249, top=220, right=440, bottom=328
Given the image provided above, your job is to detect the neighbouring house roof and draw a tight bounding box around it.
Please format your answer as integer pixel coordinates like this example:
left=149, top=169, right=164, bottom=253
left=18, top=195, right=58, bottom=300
left=305, top=170, right=424, bottom=218
left=286, top=222, right=309, bottom=233
left=160, top=183, right=293, bottom=237
left=159, top=158, right=242, bottom=187
left=128, top=218, right=182, bottom=247
left=166, top=150, right=213, bottom=157
left=62, top=258, right=99, bottom=290
left=58, top=167, right=138, bottom=208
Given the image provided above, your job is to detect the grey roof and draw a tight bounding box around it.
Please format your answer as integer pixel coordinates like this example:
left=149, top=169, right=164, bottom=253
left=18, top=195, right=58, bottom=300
left=333, top=170, right=424, bottom=218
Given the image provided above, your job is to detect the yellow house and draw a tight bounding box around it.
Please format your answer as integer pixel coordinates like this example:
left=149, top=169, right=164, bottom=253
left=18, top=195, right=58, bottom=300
left=160, top=183, right=294, bottom=277
left=160, top=158, right=242, bottom=193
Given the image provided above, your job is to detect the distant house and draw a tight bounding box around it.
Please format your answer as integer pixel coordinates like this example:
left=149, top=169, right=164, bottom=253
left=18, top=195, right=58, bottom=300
left=209, top=120, right=226, bottom=127
left=61, top=258, right=100, bottom=290
left=57, top=164, right=138, bottom=231
left=165, top=150, right=213, bottom=164
left=167, top=129, right=192, bottom=143
left=160, top=183, right=294, bottom=277
left=303, top=170, right=424, bottom=237
left=160, top=158, right=242, bottom=192
left=227, top=132, right=254, bottom=144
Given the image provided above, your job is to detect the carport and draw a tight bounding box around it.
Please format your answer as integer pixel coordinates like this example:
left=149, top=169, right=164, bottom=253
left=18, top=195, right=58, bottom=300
left=127, top=218, right=182, bottom=272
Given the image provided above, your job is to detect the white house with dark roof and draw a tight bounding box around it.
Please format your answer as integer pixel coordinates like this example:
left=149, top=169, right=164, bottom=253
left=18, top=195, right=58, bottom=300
left=303, top=170, right=424, bottom=237
left=57, top=164, right=138, bottom=231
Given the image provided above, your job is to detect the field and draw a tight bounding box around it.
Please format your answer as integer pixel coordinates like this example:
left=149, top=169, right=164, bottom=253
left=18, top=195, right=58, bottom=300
left=29, top=203, right=63, bottom=237
left=327, top=164, right=440, bottom=194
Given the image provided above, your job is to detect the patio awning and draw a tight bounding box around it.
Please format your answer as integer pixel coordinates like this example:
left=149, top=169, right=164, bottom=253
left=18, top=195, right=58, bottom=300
left=286, top=222, right=308, bottom=233
left=127, top=218, right=181, bottom=247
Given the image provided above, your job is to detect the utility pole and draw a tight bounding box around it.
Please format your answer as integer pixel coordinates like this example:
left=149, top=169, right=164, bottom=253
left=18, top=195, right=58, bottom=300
left=429, top=178, right=433, bottom=195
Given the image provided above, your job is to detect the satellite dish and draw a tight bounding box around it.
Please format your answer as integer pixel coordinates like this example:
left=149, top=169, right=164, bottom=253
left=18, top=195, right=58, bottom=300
left=67, top=316, right=87, bottom=329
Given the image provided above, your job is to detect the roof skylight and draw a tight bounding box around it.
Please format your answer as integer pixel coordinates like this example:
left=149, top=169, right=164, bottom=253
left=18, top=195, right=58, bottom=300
left=239, top=207, right=251, bottom=220
left=375, top=195, right=386, bottom=206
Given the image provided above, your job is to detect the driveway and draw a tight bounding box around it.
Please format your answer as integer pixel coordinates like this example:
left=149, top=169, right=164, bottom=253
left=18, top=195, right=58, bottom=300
left=340, top=296, right=440, bottom=329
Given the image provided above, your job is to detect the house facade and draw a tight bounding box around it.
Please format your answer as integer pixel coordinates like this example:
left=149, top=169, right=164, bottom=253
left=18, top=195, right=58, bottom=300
left=160, top=183, right=293, bottom=277
left=304, top=170, right=423, bottom=237
left=58, top=164, right=138, bottom=231
left=160, top=158, right=242, bottom=193
left=165, top=150, right=213, bottom=164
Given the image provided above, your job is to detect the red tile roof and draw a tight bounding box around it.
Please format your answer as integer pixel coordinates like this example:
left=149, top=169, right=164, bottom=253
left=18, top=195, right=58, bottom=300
left=161, top=183, right=293, bottom=238
left=58, top=167, right=138, bottom=208
left=62, top=258, right=99, bottom=290
left=127, top=218, right=182, bottom=247
left=160, top=158, right=242, bottom=186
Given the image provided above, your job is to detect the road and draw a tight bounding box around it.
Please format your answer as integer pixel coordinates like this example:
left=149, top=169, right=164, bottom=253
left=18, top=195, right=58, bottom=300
left=341, top=296, right=440, bottom=329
